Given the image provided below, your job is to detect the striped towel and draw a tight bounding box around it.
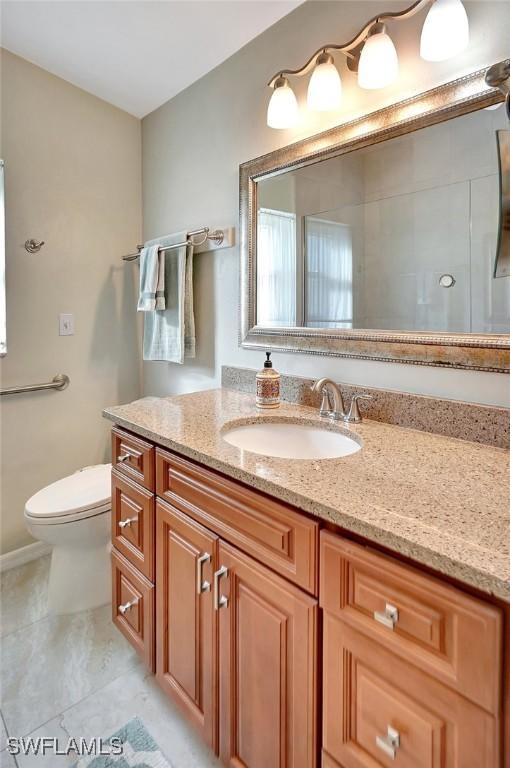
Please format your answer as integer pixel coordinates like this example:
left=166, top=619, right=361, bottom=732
left=137, top=244, right=166, bottom=311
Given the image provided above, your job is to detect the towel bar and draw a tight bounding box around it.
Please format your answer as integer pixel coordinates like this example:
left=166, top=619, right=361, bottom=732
left=0, top=373, right=70, bottom=396
left=122, top=226, right=235, bottom=261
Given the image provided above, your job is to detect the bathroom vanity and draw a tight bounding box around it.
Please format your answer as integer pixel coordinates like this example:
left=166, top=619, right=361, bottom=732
left=104, top=389, right=510, bottom=768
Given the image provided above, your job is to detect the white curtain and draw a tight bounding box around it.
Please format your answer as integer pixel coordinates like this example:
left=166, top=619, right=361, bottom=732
left=257, top=208, right=296, bottom=326
left=305, top=217, right=353, bottom=328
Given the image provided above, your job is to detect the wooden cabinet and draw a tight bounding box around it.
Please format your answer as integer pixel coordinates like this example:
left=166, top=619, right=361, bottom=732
left=216, top=541, right=318, bottom=768
left=320, top=533, right=503, bottom=768
left=154, top=505, right=318, bottom=768
left=112, top=427, right=155, bottom=490
left=156, top=498, right=218, bottom=751
left=107, top=429, right=507, bottom=768
left=112, top=548, right=155, bottom=671
left=156, top=448, right=319, bottom=594
left=322, top=617, right=499, bottom=768
left=320, top=532, right=502, bottom=713
left=112, top=469, right=155, bottom=581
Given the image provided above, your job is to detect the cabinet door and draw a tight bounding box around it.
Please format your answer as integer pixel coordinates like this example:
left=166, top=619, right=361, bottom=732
left=217, top=541, right=318, bottom=768
left=156, top=499, right=218, bottom=751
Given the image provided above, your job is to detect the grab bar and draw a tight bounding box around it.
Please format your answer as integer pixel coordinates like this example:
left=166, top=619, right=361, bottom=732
left=0, top=373, right=70, bottom=396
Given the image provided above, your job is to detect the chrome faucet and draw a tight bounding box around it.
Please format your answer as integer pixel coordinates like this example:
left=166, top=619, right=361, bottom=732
left=311, top=378, right=346, bottom=420
left=311, top=378, right=372, bottom=423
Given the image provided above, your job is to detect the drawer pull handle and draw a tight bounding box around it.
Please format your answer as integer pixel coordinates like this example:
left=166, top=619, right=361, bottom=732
left=118, top=597, right=139, bottom=615
left=196, top=552, right=211, bottom=594
left=374, top=603, right=399, bottom=630
left=118, top=516, right=138, bottom=529
left=376, top=726, right=400, bottom=759
left=117, top=453, right=131, bottom=463
left=375, top=725, right=400, bottom=760
left=213, top=566, right=228, bottom=610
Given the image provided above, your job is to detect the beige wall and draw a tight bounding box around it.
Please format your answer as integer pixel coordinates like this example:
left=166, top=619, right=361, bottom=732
left=142, top=0, right=510, bottom=407
left=0, top=50, right=142, bottom=554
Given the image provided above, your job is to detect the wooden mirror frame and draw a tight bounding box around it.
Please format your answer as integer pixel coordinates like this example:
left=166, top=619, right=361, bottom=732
left=239, top=64, right=510, bottom=373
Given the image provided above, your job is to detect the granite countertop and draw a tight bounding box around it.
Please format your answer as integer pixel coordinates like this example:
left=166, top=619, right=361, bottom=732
left=103, top=389, right=510, bottom=602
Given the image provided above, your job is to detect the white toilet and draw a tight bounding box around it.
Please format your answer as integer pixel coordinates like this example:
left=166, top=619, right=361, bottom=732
left=24, top=464, right=112, bottom=615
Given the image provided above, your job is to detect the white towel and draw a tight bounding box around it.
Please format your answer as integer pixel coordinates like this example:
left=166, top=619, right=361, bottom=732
left=137, top=244, right=166, bottom=311
left=142, top=232, right=195, bottom=363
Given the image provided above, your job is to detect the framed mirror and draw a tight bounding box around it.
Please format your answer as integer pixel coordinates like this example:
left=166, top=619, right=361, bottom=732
left=240, top=65, right=510, bottom=373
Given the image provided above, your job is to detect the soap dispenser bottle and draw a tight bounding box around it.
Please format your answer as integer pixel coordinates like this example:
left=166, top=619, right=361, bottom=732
left=256, top=352, right=280, bottom=409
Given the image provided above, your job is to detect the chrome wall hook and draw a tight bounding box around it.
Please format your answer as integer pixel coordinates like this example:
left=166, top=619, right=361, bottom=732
left=24, top=239, right=45, bottom=254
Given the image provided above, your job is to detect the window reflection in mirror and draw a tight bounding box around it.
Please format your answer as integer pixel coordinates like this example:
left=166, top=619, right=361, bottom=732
left=256, top=107, right=510, bottom=334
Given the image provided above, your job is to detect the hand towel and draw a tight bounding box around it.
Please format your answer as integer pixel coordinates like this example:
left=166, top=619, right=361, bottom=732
left=142, top=232, right=195, bottom=363
left=137, top=244, right=166, bottom=311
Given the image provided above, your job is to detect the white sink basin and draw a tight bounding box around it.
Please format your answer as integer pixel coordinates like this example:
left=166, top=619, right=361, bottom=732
left=222, top=420, right=361, bottom=460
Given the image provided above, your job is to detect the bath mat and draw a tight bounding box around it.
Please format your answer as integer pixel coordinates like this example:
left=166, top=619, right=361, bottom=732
left=71, top=717, right=171, bottom=768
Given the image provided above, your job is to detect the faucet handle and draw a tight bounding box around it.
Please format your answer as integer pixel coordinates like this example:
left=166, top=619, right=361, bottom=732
left=345, top=394, right=373, bottom=423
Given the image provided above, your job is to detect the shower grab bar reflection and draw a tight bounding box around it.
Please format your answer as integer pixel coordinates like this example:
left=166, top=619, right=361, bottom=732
left=0, top=373, right=70, bottom=396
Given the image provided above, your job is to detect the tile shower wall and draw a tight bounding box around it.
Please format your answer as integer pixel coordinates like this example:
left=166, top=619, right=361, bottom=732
left=142, top=0, right=510, bottom=407
left=357, top=108, right=509, bottom=333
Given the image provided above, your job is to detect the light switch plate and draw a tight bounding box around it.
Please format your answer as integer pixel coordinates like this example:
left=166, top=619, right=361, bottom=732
left=59, top=313, right=74, bottom=336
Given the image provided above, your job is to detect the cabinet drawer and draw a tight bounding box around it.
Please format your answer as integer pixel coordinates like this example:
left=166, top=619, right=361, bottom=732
left=112, top=427, right=155, bottom=491
left=112, top=469, right=155, bottom=581
left=323, top=617, right=499, bottom=768
left=156, top=448, right=318, bottom=594
left=320, top=532, right=502, bottom=713
left=112, top=549, right=155, bottom=671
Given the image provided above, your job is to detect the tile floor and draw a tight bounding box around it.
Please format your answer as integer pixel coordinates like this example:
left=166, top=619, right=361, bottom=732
left=0, top=556, right=222, bottom=767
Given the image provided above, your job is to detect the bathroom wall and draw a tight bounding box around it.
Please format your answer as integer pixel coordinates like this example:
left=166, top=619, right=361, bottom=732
left=0, top=50, right=142, bottom=554
left=142, top=0, right=510, bottom=407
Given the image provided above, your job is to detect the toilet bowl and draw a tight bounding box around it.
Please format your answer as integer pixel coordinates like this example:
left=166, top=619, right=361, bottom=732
left=24, top=464, right=112, bottom=615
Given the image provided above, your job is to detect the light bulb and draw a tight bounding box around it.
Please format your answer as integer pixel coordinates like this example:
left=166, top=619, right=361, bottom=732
left=307, top=52, right=342, bottom=112
left=267, top=76, right=298, bottom=129
left=420, top=0, right=469, bottom=62
left=358, top=24, right=399, bottom=90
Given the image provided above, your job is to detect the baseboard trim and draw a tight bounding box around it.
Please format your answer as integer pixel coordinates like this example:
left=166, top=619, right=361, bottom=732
left=0, top=541, right=52, bottom=573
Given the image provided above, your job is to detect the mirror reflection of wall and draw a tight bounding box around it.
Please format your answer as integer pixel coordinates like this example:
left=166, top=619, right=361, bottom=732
left=0, top=160, right=5, bottom=356
left=256, top=106, right=510, bottom=334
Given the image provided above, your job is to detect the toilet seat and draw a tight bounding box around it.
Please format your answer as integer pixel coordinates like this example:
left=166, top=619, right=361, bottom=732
left=24, top=464, right=112, bottom=525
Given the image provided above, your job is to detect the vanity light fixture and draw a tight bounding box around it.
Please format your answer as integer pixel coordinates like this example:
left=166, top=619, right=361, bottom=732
left=358, top=23, right=399, bottom=90
left=267, top=75, right=299, bottom=129
left=266, top=0, right=469, bottom=128
left=420, top=0, right=469, bottom=61
left=307, top=51, right=342, bottom=111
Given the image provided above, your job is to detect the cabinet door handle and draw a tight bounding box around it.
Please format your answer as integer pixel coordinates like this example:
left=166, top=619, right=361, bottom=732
left=118, top=516, right=138, bottom=529
left=374, top=603, right=399, bottom=630
left=117, top=453, right=131, bottom=463
left=213, top=566, right=228, bottom=610
left=196, top=552, right=211, bottom=594
left=118, top=597, right=139, bottom=615
left=376, top=726, right=400, bottom=759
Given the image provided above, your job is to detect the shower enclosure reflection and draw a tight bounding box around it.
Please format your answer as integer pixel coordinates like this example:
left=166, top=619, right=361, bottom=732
left=256, top=107, right=510, bottom=335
